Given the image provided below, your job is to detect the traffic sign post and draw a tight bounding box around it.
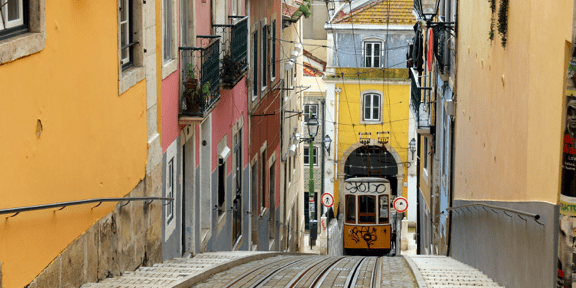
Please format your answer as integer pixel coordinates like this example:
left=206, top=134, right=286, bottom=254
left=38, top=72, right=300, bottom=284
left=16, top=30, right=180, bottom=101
left=393, top=197, right=409, bottom=213
left=321, top=193, right=334, bottom=208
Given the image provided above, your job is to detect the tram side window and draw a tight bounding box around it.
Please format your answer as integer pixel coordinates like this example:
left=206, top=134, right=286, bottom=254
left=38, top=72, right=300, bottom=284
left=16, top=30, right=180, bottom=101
left=379, top=195, right=389, bottom=223
left=345, top=195, right=356, bottom=223
left=358, top=195, right=376, bottom=224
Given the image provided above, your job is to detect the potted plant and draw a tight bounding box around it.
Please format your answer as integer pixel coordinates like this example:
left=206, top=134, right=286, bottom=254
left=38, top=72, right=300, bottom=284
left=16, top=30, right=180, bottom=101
left=202, top=82, right=211, bottom=102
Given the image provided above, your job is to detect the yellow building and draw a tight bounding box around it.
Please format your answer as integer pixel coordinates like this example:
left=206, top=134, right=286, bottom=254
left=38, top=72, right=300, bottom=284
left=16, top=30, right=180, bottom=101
left=325, top=69, right=410, bottom=213
left=0, top=0, right=164, bottom=287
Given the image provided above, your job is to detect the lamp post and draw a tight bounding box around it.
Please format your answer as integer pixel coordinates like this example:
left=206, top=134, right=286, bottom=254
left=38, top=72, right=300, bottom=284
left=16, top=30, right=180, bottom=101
left=306, top=116, right=319, bottom=247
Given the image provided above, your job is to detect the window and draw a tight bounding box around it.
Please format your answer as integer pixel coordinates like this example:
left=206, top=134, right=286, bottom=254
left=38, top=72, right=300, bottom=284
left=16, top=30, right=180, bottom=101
left=358, top=195, right=376, bottom=224
left=269, top=161, right=276, bottom=240
left=303, top=146, right=318, bottom=166
left=271, top=20, right=276, bottom=80
left=261, top=24, right=268, bottom=90
left=378, top=195, right=389, bottom=223
left=260, top=150, right=266, bottom=213
left=363, top=93, right=381, bottom=121
left=288, top=157, right=292, bottom=183
left=232, top=130, right=242, bottom=243
left=120, top=0, right=133, bottom=70
left=0, top=0, right=44, bottom=65
left=218, top=161, right=225, bottom=217
left=167, top=158, right=174, bottom=223
left=303, top=104, right=318, bottom=123
left=345, top=195, right=356, bottom=223
left=163, top=0, right=173, bottom=62
left=424, top=137, right=428, bottom=170
left=0, top=0, right=27, bottom=40
left=252, top=31, right=258, bottom=97
left=364, top=41, right=381, bottom=68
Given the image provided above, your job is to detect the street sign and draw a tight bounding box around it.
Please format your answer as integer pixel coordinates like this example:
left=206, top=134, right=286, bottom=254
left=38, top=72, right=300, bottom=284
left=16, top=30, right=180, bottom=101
left=393, top=197, right=408, bottom=213
left=321, top=193, right=334, bottom=208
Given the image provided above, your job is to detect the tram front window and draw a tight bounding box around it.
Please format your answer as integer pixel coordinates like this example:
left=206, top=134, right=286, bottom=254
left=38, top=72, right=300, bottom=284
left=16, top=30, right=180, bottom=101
left=379, top=195, right=389, bottom=223
left=346, top=195, right=356, bottom=223
left=358, top=195, right=376, bottom=224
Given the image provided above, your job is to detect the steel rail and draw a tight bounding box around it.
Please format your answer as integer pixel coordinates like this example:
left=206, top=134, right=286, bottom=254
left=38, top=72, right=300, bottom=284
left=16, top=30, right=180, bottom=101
left=446, top=203, right=540, bottom=220
left=284, top=257, right=336, bottom=288
left=346, top=257, right=368, bottom=288
left=222, top=257, right=304, bottom=288
left=0, top=197, right=174, bottom=217
left=286, top=257, right=344, bottom=288
left=310, top=257, right=349, bottom=288
left=250, top=258, right=310, bottom=288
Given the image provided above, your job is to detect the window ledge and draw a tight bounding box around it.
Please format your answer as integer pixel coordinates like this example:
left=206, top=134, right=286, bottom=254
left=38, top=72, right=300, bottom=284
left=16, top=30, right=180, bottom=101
left=0, top=32, right=45, bottom=66
left=360, top=120, right=383, bottom=125
left=119, top=66, right=145, bottom=95
left=162, top=58, right=178, bottom=79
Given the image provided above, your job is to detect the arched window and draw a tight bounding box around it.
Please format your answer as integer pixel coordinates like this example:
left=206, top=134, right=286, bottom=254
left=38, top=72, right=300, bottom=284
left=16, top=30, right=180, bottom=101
left=362, top=92, right=381, bottom=121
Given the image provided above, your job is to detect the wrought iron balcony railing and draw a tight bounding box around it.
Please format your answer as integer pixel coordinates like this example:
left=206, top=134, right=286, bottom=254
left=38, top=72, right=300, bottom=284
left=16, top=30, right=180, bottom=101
left=213, top=16, right=249, bottom=89
left=179, top=37, right=221, bottom=119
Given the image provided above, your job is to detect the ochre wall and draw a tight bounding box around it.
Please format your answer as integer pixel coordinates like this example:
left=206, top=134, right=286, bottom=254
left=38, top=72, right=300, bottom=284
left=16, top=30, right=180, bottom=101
left=334, top=82, right=410, bottom=212
left=455, top=0, right=572, bottom=202
left=0, top=0, right=147, bottom=286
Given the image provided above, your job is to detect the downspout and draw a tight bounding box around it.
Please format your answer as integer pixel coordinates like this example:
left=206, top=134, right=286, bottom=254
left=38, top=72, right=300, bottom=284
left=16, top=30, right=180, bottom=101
left=321, top=100, right=326, bottom=216
left=416, top=134, right=421, bottom=255
left=333, top=87, right=341, bottom=214
left=446, top=0, right=458, bottom=257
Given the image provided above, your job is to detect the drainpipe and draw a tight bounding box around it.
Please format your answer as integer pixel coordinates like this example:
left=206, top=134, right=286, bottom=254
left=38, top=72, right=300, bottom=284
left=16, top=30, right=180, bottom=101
left=321, top=100, right=326, bottom=216
left=416, top=134, right=421, bottom=255
left=446, top=0, right=458, bottom=257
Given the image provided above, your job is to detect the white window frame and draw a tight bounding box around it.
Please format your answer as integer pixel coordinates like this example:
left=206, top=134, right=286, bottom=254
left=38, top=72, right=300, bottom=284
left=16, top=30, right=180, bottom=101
left=119, top=0, right=131, bottom=69
left=303, top=104, right=318, bottom=123
left=261, top=22, right=268, bottom=93
left=304, top=146, right=318, bottom=166
left=0, top=0, right=24, bottom=31
left=363, top=41, right=382, bottom=68
left=362, top=92, right=381, bottom=122
left=118, top=0, right=145, bottom=95
left=0, top=0, right=45, bottom=65
left=162, top=0, right=178, bottom=79
left=270, top=19, right=276, bottom=81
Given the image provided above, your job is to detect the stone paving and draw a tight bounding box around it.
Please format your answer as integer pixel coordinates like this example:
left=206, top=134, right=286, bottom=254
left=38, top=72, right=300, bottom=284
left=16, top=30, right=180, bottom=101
left=80, top=252, right=283, bottom=288
left=404, top=255, right=504, bottom=288
left=380, top=257, right=418, bottom=288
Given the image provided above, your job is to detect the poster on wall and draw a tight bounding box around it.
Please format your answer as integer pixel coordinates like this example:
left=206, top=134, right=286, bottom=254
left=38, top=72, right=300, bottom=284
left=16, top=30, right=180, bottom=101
left=558, top=6, right=576, bottom=287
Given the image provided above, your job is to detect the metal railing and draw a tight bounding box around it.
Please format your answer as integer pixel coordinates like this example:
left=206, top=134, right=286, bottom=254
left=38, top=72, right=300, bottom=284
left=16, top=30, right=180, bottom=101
left=447, top=203, right=541, bottom=222
left=213, top=16, right=249, bottom=88
left=179, top=37, right=221, bottom=117
left=0, top=197, right=174, bottom=217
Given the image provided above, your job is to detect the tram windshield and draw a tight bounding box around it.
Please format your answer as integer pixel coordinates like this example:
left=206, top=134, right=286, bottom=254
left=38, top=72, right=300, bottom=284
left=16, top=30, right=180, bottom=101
left=345, top=195, right=356, bottom=223
left=358, top=195, right=376, bottom=224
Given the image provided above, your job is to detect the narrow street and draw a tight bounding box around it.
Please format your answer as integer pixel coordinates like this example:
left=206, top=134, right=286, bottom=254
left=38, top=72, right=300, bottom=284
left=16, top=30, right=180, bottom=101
left=77, top=252, right=503, bottom=288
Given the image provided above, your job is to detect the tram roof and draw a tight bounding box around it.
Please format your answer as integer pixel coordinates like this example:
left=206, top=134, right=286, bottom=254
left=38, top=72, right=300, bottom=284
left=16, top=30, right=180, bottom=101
left=344, top=177, right=390, bottom=183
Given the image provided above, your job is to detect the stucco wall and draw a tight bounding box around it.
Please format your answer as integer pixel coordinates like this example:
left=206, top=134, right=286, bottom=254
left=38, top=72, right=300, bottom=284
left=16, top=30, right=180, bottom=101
left=334, top=30, right=411, bottom=68
left=0, top=0, right=149, bottom=286
left=451, top=200, right=558, bottom=288
left=455, top=0, right=572, bottom=202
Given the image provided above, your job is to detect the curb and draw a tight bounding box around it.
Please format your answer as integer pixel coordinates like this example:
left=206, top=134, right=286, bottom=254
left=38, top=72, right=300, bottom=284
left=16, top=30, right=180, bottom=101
left=402, top=255, right=427, bottom=288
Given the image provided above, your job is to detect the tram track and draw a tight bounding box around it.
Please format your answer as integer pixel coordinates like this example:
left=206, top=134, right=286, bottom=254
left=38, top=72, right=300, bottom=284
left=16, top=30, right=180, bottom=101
left=218, top=256, right=381, bottom=288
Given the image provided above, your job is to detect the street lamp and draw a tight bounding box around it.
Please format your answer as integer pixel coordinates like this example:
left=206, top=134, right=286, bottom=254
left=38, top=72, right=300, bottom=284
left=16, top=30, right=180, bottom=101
left=300, top=115, right=320, bottom=248
left=323, top=135, right=332, bottom=156
left=409, top=138, right=416, bottom=160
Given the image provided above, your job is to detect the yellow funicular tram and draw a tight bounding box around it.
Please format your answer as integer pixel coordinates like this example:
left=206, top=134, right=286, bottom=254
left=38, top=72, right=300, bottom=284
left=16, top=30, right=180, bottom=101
left=343, top=177, right=394, bottom=254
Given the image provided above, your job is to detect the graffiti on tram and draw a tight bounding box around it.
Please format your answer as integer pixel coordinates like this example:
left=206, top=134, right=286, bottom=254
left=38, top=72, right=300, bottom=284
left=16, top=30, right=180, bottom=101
left=345, top=181, right=387, bottom=194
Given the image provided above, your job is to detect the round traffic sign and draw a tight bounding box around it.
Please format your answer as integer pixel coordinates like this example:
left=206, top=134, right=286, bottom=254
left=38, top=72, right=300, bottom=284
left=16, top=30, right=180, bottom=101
left=393, top=197, right=408, bottom=213
left=321, top=193, right=334, bottom=208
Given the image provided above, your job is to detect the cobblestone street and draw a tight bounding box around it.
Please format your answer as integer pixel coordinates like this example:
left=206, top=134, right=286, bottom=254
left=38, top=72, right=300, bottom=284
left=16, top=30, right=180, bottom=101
left=77, top=252, right=505, bottom=288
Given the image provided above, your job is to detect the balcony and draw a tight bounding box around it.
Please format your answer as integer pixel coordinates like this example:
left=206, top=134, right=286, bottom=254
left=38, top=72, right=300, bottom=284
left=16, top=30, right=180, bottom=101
left=179, top=38, right=221, bottom=124
left=213, top=16, right=249, bottom=89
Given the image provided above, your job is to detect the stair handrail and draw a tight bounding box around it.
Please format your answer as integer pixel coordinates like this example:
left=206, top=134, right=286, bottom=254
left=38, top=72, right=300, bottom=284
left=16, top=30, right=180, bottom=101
left=1, top=197, right=173, bottom=217
left=446, top=203, right=540, bottom=221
